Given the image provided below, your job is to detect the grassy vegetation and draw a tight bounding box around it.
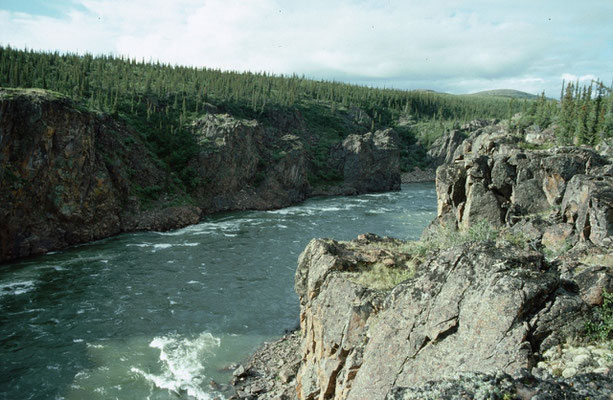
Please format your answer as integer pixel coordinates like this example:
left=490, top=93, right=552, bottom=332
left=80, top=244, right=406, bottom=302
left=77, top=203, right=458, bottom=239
left=398, top=219, right=528, bottom=261
left=347, top=261, right=416, bottom=290
left=346, top=220, right=532, bottom=291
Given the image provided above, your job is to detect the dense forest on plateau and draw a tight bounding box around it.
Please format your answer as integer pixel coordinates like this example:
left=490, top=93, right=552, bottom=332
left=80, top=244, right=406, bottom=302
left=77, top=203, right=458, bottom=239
left=1, top=46, right=611, bottom=190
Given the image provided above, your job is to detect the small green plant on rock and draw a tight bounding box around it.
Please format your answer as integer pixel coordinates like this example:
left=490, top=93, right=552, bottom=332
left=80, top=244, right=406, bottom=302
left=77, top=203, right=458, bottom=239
left=585, top=290, right=613, bottom=348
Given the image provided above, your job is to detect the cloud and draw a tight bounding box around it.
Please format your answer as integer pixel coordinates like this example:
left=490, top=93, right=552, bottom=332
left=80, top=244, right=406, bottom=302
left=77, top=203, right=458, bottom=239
left=1, top=0, right=612, bottom=96
left=561, top=73, right=598, bottom=84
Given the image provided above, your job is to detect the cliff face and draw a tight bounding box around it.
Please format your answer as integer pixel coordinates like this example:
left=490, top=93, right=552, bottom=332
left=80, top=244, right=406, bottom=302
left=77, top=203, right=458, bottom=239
left=431, top=121, right=613, bottom=248
left=329, top=129, right=401, bottom=194
left=293, top=235, right=613, bottom=400
left=1, top=89, right=403, bottom=262
left=190, top=114, right=310, bottom=212
left=0, top=89, right=200, bottom=262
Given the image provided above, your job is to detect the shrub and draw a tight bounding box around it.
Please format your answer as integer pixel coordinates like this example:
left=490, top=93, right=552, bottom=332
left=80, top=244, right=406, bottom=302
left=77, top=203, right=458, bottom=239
left=585, top=290, right=613, bottom=343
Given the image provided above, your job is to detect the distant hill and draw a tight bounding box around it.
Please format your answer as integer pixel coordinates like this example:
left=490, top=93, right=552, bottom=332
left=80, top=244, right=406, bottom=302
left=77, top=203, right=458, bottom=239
left=469, top=89, right=538, bottom=99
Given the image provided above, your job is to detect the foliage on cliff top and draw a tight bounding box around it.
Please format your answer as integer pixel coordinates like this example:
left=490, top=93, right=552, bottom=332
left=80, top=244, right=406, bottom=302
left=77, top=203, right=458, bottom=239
left=510, top=81, right=613, bottom=146
left=348, top=261, right=416, bottom=290
left=0, top=46, right=522, bottom=187
left=403, top=220, right=527, bottom=260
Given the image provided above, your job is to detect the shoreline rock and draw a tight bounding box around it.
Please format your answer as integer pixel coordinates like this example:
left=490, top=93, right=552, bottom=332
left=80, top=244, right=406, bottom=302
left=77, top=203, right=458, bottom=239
left=230, top=331, right=301, bottom=400
left=231, top=119, right=613, bottom=400
left=401, top=167, right=435, bottom=183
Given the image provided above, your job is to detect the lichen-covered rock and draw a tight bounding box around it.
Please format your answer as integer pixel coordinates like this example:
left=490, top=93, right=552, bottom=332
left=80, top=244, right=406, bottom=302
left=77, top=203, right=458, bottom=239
left=561, top=174, right=613, bottom=246
left=427, top=129, right=466, bottom=167
left=433, top=121, right=612, bottom=248
left=291, top=234, right=605, bottom=400
left=388, top=370, right=613, bottom=400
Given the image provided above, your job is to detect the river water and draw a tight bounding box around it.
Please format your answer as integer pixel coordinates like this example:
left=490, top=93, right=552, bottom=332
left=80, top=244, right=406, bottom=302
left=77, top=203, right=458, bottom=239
left=0, top=183, right=436, bottom=400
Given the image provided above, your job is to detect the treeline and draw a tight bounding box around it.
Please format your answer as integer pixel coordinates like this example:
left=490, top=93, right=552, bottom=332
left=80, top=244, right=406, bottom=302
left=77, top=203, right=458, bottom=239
left=515, top=80, right=613, bottom=146
left=0, top=46, right=519, bottom=123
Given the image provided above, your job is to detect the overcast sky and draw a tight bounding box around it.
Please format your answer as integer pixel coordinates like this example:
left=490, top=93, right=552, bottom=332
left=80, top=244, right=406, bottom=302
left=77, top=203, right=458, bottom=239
left=1, top=0, right=611, bottom=97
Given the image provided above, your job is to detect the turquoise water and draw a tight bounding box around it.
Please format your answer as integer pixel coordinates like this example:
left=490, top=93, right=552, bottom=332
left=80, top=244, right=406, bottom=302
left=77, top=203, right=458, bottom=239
left=0, top=183, right=436, bottom=400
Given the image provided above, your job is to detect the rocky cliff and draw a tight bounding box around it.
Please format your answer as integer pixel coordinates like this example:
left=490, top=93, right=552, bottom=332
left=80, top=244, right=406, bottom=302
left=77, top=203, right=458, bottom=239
left=326, top=129, right=401, bottom=195
left=0, top=89, right=402, bottom=262
left=230, top=121, right=613, bottom=400
left=190, top=113, right=310, bottom=212
left=430, top=120, right=613, bottom=248
left=0, top=88, right=200, bottom=262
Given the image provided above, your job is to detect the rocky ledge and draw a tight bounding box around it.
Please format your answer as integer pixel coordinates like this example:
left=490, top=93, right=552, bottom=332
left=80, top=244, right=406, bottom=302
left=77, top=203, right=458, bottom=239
left=230, top=121, right=613, bottom=399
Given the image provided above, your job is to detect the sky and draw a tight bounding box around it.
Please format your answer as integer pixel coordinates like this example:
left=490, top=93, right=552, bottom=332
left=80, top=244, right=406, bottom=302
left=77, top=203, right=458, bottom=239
left=1, top=0, right=612, bottom=97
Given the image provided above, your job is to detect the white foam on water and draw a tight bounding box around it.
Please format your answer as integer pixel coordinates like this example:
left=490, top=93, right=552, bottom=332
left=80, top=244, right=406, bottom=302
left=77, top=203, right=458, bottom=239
left=154, top=223, right=212, bottom=236
left=131, top=332, right=222, bottom=400
left=365, top=207, right=392, bottom=215
left=0, top=280, right=37, bottom=297
left=128, top=242, right=201, bottom=252
left=126, top=243, right=153, bottom=248
left=266, top=205, right=313, bottom=216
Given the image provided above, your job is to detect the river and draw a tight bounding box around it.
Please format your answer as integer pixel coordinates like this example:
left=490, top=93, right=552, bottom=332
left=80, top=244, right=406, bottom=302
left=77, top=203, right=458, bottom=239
left=0, top=183, right=436, bottom=400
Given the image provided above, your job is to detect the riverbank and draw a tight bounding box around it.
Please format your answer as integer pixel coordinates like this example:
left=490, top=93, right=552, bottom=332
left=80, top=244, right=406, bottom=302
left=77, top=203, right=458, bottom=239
left=400, top=168, right=435, bottom=183
left=0, top=88, right=401, bottom=263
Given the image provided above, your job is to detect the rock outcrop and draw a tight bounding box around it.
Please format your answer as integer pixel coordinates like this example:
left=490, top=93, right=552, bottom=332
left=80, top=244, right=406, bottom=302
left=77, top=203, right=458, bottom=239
left=190, top=114, right=310, bottom=212
left=327, top=129, right=401, bottom=194
left=291, top=235, right=613, bottom=400
left=231, top=120, right=613, bottom=400
left=0, top=89, right=200, bottom=262
left=426, top=119, right=499, bottom=168
left=432, top=121, right=613, bottom=250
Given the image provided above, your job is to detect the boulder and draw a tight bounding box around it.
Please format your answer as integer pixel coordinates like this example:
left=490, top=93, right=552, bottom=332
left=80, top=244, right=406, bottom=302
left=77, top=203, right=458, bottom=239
left=561, top=175, right=613, bottom=246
